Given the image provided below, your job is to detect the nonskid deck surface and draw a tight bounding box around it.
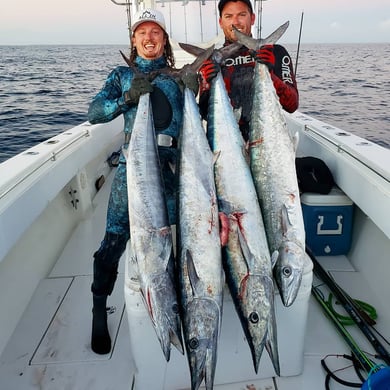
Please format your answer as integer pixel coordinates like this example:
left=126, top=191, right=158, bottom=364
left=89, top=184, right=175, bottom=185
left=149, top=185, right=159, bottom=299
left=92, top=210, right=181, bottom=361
left=0, top=171, right=388, bottom=390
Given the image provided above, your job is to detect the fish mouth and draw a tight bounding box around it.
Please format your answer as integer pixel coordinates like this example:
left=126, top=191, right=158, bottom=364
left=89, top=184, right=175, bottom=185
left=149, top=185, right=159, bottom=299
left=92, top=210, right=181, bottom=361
left=185, top=299, right=221, bottom=390
left=275, top=242, right=305, bottom=307
left=139, top=271, right=183, bottom=361
left=189, top=342, right=218, bottom=390
left=278, top=267, right=303, bottom=307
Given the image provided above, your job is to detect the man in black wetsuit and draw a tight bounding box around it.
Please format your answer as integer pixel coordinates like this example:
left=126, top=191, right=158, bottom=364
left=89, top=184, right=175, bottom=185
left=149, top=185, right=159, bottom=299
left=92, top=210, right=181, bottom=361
left=199, top=0, right=299, bottom=141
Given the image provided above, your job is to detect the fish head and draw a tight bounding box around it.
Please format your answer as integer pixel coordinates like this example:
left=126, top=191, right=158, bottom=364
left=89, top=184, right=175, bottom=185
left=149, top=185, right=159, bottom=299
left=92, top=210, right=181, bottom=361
left=238, top=274, right=273, bottom=372
left=274, top=240, right=304, bottom=307
left=184, top=298, right=221, bottom=390
left=140, top=271, right=183, bottom=360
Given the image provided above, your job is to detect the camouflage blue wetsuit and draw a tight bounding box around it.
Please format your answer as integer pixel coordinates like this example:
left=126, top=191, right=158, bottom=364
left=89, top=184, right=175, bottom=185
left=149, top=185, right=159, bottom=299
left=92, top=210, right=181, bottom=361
left=88, top=55, right=183, bottom=297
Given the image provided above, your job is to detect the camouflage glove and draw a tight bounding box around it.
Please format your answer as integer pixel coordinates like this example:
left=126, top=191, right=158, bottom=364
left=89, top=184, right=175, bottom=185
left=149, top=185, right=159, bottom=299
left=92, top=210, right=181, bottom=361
left=181, top=72, right=199, bottom=95
left=124, top=77, right=153, bottom=106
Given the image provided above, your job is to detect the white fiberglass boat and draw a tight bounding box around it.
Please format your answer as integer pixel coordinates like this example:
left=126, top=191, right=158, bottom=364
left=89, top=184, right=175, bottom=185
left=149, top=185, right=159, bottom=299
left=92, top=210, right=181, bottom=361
left=1, top=1, right=389, bottom=389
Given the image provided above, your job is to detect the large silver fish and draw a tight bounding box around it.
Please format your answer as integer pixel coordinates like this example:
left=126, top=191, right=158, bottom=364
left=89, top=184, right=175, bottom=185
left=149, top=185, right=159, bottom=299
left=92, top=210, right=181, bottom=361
left=178, top=41, right=283, bottom=376
left=123, top=46, right=215, bottom=363
left=207, top=69, right=279, bottom=375
left=125, top=93, right=183, bottom=361
left=234, top=23, right=306, bottom=307
left=177, top=87, right=224, bottom=390
left=180, top=41, right=280, bottom=375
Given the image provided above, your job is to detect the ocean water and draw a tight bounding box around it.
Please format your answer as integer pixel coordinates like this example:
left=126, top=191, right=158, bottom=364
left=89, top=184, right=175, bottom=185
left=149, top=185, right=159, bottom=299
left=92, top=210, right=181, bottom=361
left=0, top=43, right=389, bottom=163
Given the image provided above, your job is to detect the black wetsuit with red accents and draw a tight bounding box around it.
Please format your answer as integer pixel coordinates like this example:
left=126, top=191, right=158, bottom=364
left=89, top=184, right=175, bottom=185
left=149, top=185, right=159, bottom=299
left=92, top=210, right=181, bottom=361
left=199, top=43, right=299, bottom=141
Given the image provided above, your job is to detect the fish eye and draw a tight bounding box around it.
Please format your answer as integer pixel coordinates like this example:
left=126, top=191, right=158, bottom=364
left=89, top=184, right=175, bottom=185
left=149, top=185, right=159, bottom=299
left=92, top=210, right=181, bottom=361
left=283, top=266, right=292, bottom=277
left=249, top=311, right=259, bottom=324
left=189, top=337, right=199, bottom=349
left=172, top=303, right=179, bottom=313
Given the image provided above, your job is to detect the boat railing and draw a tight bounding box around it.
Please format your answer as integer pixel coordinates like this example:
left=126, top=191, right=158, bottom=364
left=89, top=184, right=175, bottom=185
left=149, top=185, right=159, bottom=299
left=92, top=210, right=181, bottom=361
left=0, top=117, right=124, bottom=263
left=298, top=115, right=390, bottom=184
left=287, top=111, right=390, bottom=240
left=0, top=124, right=92, bottom=203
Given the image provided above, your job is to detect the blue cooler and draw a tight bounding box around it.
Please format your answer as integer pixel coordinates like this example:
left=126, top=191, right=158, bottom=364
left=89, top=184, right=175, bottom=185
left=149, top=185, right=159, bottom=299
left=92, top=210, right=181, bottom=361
left=301, top=187, right=354, bottom=256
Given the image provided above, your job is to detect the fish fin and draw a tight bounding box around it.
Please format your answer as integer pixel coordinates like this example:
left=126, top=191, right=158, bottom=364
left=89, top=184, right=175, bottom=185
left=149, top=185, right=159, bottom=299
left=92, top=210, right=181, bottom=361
left=262, top=21, right=289, bottom=45
left=169, top=328, right=184, bottom=356
left=139, top=286, right=154, bottom=323
left=179, top=41, right=241, bottom=65
left=180, top=45, right=215, bottom=77
left=186, top=249, right=202, bottom=297
left=178, top=42, right=207, bottom=57
left=232, top=27, right=259, bottom=50
left=219, top=212, right=230, bottom=247
left=168, top=161, right=176, bottom=175
left=233, top=107, right=241, bottom=124
left=236, top=216, right=253, bottom=271
left=271, top=250, right=279, bottom=269
left=218, top=42, right=242, bottom=62
left=281, top=202, right=294, bottom=234
left=233, top=21, right=289, bottom=49
left=265, top=303, right=280, bottom=376
left=242, top=140, right=250, bottom=165
left=292, top=131, right=299, bottom=153
left=120, top=50, right=133, bottom=67
left=213, top=150, right=221, bottom=164
left=218, top=199, right=238, bottom=218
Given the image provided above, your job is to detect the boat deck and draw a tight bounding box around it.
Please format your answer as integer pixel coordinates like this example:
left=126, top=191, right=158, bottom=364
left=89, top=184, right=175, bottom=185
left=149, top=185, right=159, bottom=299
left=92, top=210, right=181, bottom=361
left=0, top=169, right=388, bottom=390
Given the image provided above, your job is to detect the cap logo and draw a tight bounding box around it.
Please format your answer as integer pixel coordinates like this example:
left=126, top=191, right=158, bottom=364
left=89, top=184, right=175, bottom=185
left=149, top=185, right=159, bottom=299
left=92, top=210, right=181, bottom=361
left=138, top=10, right=157, bottom=21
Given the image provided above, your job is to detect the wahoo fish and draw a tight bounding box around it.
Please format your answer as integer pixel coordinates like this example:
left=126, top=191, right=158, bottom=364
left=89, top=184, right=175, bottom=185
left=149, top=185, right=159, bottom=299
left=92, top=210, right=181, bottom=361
left=125, top=93, right=183, bottom=361
left=234, top=23, right=306, bottom=307
left=180, top=41, right=279, bottom=374
left=207, top=68, right=279, bottom=375
left=177, top=87, right=224, bottom=390
left=122, top=46, right=215, bottom=362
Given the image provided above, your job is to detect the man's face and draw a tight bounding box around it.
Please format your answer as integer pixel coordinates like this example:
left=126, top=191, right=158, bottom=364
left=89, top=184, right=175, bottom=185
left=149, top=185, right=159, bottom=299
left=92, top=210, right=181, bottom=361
left=219, top=1, right=255, bottom=42
left=132, top=21, right=166, bottom=60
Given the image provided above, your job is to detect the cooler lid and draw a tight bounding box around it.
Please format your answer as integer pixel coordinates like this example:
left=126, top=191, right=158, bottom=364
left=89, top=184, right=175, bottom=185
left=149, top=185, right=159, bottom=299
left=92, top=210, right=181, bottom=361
left=301, top=187, right=353, bottom=206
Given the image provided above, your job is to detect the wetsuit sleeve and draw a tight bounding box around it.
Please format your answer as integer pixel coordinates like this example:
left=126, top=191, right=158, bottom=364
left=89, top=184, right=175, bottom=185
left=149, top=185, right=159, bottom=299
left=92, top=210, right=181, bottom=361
left=88, top=69, right=129, bottom=124
left=271, top=45, right=299, bottom=113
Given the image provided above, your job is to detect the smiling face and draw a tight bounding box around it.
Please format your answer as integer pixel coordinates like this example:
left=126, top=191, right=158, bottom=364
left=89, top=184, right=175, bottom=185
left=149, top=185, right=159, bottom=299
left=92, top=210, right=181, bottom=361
left=219, top=1, right=255, bottom=42
left=132, top=21, right=166, bottom=60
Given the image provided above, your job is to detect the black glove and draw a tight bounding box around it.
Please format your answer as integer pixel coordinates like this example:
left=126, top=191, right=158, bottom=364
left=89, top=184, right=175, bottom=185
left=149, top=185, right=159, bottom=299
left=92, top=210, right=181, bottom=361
left=199, top=59, right=220, bottom=84
left=124, top=77, right=153, bottom=105
left=181, top=72, right=199, bottom=95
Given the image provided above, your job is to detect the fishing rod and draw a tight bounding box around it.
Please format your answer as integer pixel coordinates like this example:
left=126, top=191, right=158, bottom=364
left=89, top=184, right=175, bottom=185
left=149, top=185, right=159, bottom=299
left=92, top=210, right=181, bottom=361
left=307, top=246, right=390, bottom=366
left=312, top=286, right=376, bottom=374
left=295, top=11, right=304, bottom=77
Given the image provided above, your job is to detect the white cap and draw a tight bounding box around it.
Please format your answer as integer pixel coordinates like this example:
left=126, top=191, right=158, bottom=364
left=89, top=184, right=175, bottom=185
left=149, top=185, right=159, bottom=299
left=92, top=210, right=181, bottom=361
left=131, top=8, right=166, bottom=33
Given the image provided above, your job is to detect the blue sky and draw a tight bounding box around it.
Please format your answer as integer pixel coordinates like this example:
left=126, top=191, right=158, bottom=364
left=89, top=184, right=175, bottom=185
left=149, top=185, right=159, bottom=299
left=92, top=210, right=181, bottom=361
left=0, top=0, right=389, bottom=45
